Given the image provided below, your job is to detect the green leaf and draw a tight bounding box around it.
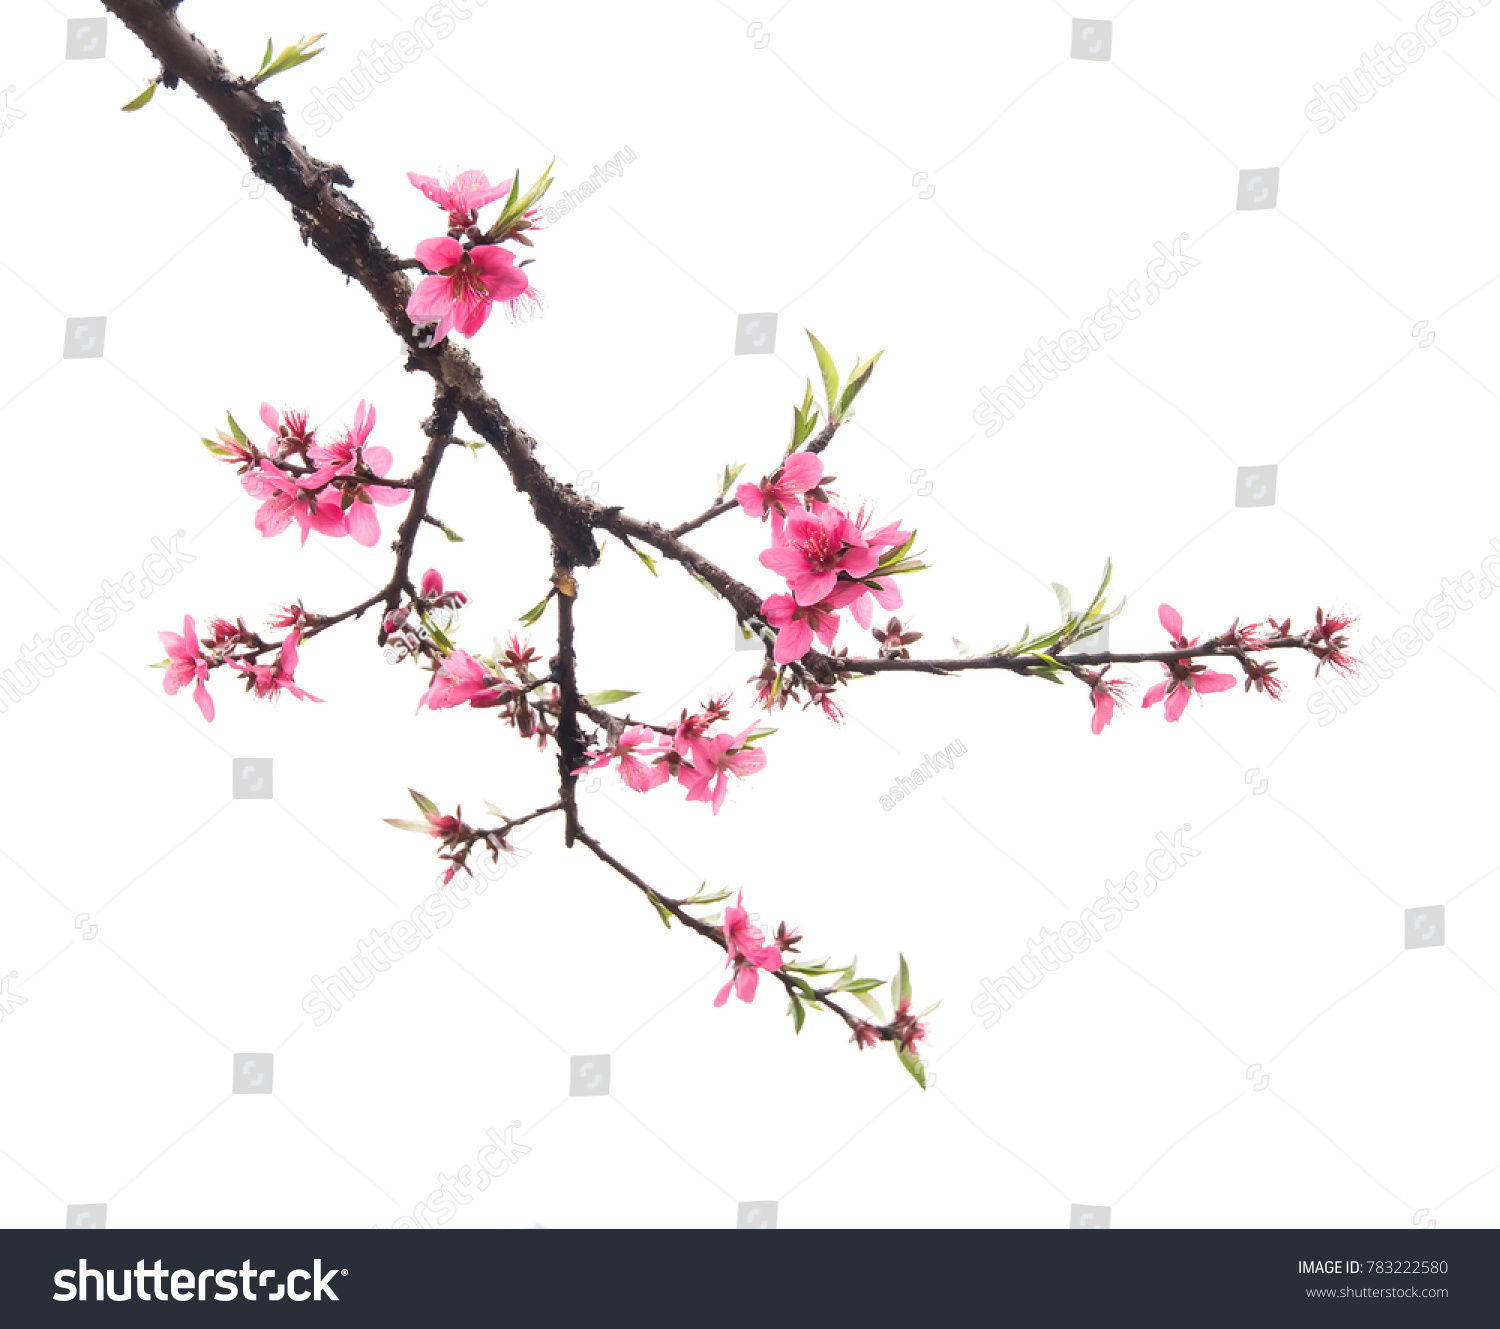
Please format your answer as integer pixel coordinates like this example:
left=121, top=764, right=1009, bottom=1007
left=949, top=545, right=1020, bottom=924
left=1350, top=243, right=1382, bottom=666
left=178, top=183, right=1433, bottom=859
left=582, top=689, right=638, bottom=706
left=258, top=38, right=274, bottom=72
left=897, top=1045, right=929, bottom=1089
left=837, top=977, right=886, bottom=994
left=687, top=885, right=732, bottom=906
left=408, top=789, right=440, bottom=818
left=634, top=548, right=659, bottom=577
left=518, top=596, right=550, bottom=626
left=252, top=34, right=325, bottom=86
left=718, top=462, right=746, bottom=498
left=806, top=330, right=839, bottom=412
left=693, top=574, right=721, bottom=599
left=383, top=818, right=432, bottom=834
left=893, top=953, right=913, bottom=1008
left=200, top=436, right=230, bottom=457
left=788, top=994, right=806, bottom=1034
left=834, top=348, right=883, bottom=421
left=225, top=412, right=248, bottom=445
left=483, top=801, right=507, bottom=820
left=1053, top=582, right=1073, bottom=624
left=852, top=989, right=885, bottom=1021
left=121, top=82, right=156, bottom=112
left=647, top=893, right=673, bottom=929
left=440, top=523, right=464, bottom=543
left=877, top=530, right=918, bottom=569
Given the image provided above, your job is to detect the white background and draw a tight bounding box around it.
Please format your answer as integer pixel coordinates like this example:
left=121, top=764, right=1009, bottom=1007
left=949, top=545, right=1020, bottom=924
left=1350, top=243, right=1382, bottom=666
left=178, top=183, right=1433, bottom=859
left=1, top=0, right=1498, bottom=1229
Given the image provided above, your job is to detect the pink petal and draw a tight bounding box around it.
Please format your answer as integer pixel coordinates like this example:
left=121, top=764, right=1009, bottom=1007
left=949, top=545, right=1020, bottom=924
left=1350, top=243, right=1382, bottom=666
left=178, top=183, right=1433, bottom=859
left=780, top=452, right=824, bottom=491
left=259, top=402, right=279, bottom=431
left=774, top=617, right=813, bottom=665
left=1140, top=680, right=1169, bottom=709
left=414, top=236, right=464, bottom=273
left=735, top=483, right=766, bottom=517
left=759, top=547, right=807, bottom=578
left=192, top=680, right=215, bottom=722
left=344, top=501, right=381, bottom=547
left=1164, top=684, right=1191, bottom=722
left=1194, top=669, right=1238, bottom=694
left=1158, top=603, right=1183, bottom=639
left=407, top=274, right=456, bottom=322
left=791, top=570, right=837, bottom=606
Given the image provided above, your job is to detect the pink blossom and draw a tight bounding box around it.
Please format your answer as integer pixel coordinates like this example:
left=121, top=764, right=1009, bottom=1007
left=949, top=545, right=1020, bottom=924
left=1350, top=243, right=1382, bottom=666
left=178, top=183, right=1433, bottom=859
left=416, top=648, right=496, bottom=713
left=259, top=402, right=313, bottom=457
left=159, top=615, right=214, bottom=722
left=761, top=585, right=858, bottom=665
left=1082, top=668, right=1131, bottom=735
left=759, top=505, right=879, bottom=607
left=406, top=237, right=534, bottom=345
left=420, top=568, right=445, bottom=598
left=574, top=725, right=670, bottom=792
left=231, top=629, right=324, bottom=704
left=242, top=459, right=348, bottom=544
left=890, top=997, right=929, bottom=1056
left=407, top=169, right=512, bottom=230
left=736, top=452, right=823, bottom=526
left=713, top=892, right=784, bottom=1007
left=1140, top=603, right=1237, bottom=722
left=680, top=724, right=768, bottom=815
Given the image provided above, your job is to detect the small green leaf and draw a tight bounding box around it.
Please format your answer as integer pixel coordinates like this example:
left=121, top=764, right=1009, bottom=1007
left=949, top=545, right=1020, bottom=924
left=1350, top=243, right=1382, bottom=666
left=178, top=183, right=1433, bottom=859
left=483, top=801, right=507, bottom=820
left=834, top=348, right=883, bottom=421
left=518, top=596, right=550, bottom=626
left=806, top=330, right=839, bottom=412
left=1053, top=582, right=1073, bottom=624
left=225, top=412, right=248, bottom=445
left=647, top=894, right=673, bottom=929
left=634, top=548, right=659, bottom=577
left=852, top=989, right=885, bottom=1021
left=788, top=994, right=806, bottom=1034
left=148, top=658, right=170, bottom=669
left=582, top=689, right=638, bottom=706
left=897, top=1045, right=929, bottom=1089
left=383, top=818, right=432, bottom=834
left=440, top=524, right=464, bottom=543
left=258, top=38, right=274, bottom=72
left=408, top=789, right=440, bottom=817
left=200, top=436, right=230, bottom=457
left=838, top=977, right=887, bottom=994
left=693, top=574, right=721, bottom=599
left=688, top=885, right=732, bottom=906
left=121, top=82, right=156, bottom=112
left=893, top=953, right=913, bottom=1008
left=718, top=462, right=746, bottom=498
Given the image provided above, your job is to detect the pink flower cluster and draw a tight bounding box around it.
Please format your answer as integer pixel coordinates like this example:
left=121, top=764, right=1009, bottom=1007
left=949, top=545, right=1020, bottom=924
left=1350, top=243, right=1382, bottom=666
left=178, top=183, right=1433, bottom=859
left=404, top=170, right=542, bottom=345
left=415, top=631, right=565, bottom=750
left=736, top=452, right=912, bottom=669
left=714, top=892, right=784, bottom=1006
left=209, top=399, right=410, bottom=548
left=574, top=694, right=768, bottom=815
left=157, top=613, right=324, bottom=722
